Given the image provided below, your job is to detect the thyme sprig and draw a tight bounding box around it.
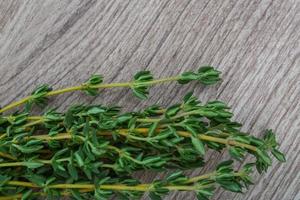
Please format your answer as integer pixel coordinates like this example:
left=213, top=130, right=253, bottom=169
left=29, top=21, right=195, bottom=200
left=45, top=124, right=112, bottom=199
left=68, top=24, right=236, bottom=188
left=0, top=160, right=253, bottom=200
left=0, top=66, right=220, bottom=113
left=0, top=93, right=284, bottom=176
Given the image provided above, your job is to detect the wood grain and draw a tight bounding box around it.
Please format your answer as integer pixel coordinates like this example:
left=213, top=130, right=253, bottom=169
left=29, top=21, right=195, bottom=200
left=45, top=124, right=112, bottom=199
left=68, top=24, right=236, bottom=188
left=0, top=0, right=299, bottom=199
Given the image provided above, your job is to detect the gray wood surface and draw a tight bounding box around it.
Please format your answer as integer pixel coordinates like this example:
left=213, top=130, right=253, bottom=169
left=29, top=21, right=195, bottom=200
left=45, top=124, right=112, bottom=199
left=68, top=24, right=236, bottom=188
left=0, top=0, right=299, bottom=199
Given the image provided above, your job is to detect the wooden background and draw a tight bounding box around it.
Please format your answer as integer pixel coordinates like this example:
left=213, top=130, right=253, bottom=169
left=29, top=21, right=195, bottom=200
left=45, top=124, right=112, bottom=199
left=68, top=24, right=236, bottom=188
left=0, top=0, right=299, bottom=199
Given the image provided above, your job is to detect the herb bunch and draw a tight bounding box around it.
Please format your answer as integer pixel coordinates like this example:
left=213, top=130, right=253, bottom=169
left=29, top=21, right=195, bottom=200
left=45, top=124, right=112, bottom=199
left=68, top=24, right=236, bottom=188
left=0, top=66, right=284, bottom=200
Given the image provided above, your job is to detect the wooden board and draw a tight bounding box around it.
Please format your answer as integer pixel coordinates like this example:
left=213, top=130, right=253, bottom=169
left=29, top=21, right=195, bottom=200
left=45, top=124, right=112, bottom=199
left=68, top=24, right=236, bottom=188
left=0, top=0, right=299, bottom=199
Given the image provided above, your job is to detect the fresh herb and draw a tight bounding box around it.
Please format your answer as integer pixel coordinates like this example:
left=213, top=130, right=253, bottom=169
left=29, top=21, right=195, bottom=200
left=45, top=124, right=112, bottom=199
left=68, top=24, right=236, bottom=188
left=0, top=67, right=285, bottom=200
left=0, top=66, right=220, bottom=113
left=0, top=161, right=253, bottom=200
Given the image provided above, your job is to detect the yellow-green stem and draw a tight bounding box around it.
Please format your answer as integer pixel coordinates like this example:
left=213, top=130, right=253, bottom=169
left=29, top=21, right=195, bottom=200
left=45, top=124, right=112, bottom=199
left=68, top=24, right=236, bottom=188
left=185, top=172, right=216, bottom=183
left=1, top=115, right=163, bottom=133
left=0, top=190, right=76, bottom=200
left=0, top=162, right=26, bottom=167
left=0, top=126, right=257, bottom=162
left=0, top=133, right=7, bottom=140
left=23, top=119, right=44, bottom=128
left=0, top=76, right=180, bottom=113
left=0, top=184, right=214, bottom=200
left=0, top=172, right=220, bottom=200
left=0, top=145, right=121, bottom=168
left=0, top=152, right=17, bottom=160
left=0, top=97, right=31, bottom=114
left=4, top=170, right=215, bottom=191
left=6, top=128, right=258, bottom=152
left=119, top=128, right=257, bottom=152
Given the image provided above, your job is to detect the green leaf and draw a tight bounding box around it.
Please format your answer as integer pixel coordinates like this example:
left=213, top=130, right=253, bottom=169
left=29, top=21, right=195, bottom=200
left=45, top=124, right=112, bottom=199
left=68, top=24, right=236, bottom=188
left=0, top=175, right=11, bottom=187
left=197, top=188, right=214, bottom=200
left=264, top=130, right=278, bottom=148
left=94, top=189, right=113, bottom=200
left=165, top=104, right=181, bottom=118
left=198, top=110, right=218, bottom=117
left=132, top=71, right=153, bottom=99
left=206, top=101, right=228, bottom=109
left=83, top=121, right=90, bottom=136
left=84, top=88, right=98, bottom=96
left=52, top=160, right=66, bottom=172
left=197, top=193, right=210, bottom=200
left=178, top=72, right=198, bottom=84
left=52, top=148, right=69, bottom=160
left=217, top=160, right=233, bottom=171
left=87, top=74, right=103, bottom=85
left=12, top=113, right=28, bottom=125
left=44, top=109, right=61, bottom=121
left=64, top=109, right=75, bottom=129
left=12, top=144, right=44, bottom=154
left=70, top=189, right=83, bottom=200
left=178, top=66, right=221, bottom=85
left=134, top=71, right=153, bottom=81
left=132, top=88, right=147, bottom=100
left=148, top=122, right=158, bottom=137
left=74, top=151, right=84, bottom=167
left=165, top=171, right=188, bottom=184
left=217, top=111, right=233, bottom=118
left=271, top=148, right=286, bottom=162
left=21, top=189, right=33, bottom=200
left=256, top=149, right=272, bottom=166
left=23, top=161, right=44, bottom=169
left=149, top=192, right=163, bottom=200
left=229, top=147, right=244, bottom=160
left=25, top=174, right=46, bottom=186
left=67, top=163, right=78, bottom=181
left=82, top=74, right=103, bottom=96
left=143, top=156, right=162, bottom=165
left=216, top=173, right=235, bottom=181
left=28, top=84, right=52, bottom=109
left=117, top=114, right=133, bottom=123
left=26, top=139, right=43, bottom=146
left=183, top=91, right=194, bottom=103
left=219, top=181, right=242, bottom=193
left=197, top=66, right=221, bottom=85
left=250, top=137, right=265, bottom=147
left=143, top=105, right=162, bottom=115
left=45, top=177, right=56, bottom=186
left=233, top=136, right=250, bottom=144
left=87, top=107, right=105, bottom=115
left=191, top=136, right=205, bottom=155
left=31, top=84, right=52, bottom=96
left=83, top=166, right=92, bottom=180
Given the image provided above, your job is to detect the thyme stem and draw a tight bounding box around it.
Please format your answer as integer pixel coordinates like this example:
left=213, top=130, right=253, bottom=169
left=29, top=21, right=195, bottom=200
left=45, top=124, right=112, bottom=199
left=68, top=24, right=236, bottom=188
left=0, top=76, right=180, bottom=114
left=0, top=152, right=17, bottom=160
left=4, top=169, right=219, bottom=191
left=13, top=128, right=258, bottom=152
left=0, top=184, right=215, bottom=200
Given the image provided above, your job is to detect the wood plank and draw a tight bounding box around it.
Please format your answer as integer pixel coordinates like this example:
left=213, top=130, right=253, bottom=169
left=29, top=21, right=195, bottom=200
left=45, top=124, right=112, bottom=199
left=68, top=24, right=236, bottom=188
left=0, top=0, right=299, bottom=199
